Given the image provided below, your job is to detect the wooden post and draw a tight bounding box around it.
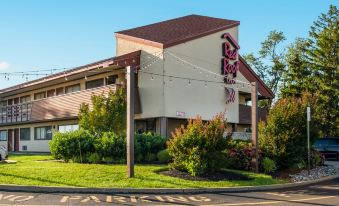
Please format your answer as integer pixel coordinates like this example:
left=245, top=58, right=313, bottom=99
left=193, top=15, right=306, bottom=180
left=126, top=66, right=135, bottom=178
left=251, top=82, right=259, bottom=173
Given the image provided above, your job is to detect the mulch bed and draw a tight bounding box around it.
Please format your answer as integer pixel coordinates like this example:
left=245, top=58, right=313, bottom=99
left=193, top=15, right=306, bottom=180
left=160, top=169, right=253, bottom=181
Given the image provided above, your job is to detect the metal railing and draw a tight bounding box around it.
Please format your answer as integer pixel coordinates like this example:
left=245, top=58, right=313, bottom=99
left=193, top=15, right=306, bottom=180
left=231, top=132, right=252, bottom=140
left=0, top=102, right=32, bottom=124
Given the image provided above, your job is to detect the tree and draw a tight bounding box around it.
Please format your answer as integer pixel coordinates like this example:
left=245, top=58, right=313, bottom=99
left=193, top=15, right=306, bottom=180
left=281, top=38, right=315, bottom=97
left=307, top=5, right=339, bottom=137
left=258, top=92, right=319, bottom=169
left=243, top=30, right=287, bottom=107
left=78, top=88, right=126, bottom=136
left=281, top=5, right=339, bottom=136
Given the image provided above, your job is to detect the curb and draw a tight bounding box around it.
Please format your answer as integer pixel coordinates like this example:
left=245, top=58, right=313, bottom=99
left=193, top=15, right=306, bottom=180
left=0, top=174, right=338, bottom=194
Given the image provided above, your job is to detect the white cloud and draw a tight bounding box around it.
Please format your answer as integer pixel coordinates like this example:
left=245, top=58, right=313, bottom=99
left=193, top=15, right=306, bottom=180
left=0, top=61, right=10, bottom=71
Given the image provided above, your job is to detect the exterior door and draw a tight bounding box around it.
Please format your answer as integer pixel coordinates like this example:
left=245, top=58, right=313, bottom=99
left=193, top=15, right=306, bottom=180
left=7, top=129, right=13, bottom=152
left=14, top=128, right=19, bottom=152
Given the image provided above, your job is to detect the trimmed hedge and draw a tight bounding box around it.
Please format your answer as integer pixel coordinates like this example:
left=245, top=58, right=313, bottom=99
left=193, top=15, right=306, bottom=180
left=49, top=130, right=166, bottom=163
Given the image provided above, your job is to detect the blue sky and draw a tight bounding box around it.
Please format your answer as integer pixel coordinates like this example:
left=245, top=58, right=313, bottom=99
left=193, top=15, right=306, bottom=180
left=0, top=0, right=337, bottom=89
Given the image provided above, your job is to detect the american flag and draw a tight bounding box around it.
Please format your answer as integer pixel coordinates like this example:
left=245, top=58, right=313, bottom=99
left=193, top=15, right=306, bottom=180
left=225, top=87, right=235, bottom=104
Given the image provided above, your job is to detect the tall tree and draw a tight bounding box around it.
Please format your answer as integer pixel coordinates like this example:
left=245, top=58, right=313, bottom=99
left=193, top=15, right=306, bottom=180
left=281, top=38, right=314, bottom=97
left=243, top=30, right=286, bottom=107
left=281, top=5, right=338, bottom=136
left=307, top=5, right=339, bottom=137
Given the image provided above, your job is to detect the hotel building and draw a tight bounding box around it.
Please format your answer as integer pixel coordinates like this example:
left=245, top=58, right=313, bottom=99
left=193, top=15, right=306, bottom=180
left=0, top=15, right=273, bottom=152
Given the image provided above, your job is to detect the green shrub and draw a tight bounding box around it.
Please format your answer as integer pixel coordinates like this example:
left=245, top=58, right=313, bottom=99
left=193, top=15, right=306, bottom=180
left=50, top=130, right=166, bottom=164
left=49, top=129, right=95, bottom=162
left=310, top=149, right=325, bottom=168
left=88, top=153, right=101, bottom=164
left=135, top=133, right=166, bottom=163
left=157, top=149, right=170, bottom=163
left=95, top=132, right=126, bottom=163
left=262, top=157, right=277, bottom=173
left=259, top=93, right=319, bottom=169
left=167, top=114, right=229, bottom=176
left=225, top=140, right=260, bottom=171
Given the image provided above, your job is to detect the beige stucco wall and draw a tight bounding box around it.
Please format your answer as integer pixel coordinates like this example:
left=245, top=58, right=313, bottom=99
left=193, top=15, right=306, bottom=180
left=116, top=35, right=166, bottom=119
left=0, top=119, right=78, bottom=152
left=116, top=26, right=254, bottom=123
left=163, top=26, right=249, bottom=123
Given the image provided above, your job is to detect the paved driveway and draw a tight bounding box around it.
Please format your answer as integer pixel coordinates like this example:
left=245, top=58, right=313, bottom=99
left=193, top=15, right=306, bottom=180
left=0, top=177, right=339, bottom=205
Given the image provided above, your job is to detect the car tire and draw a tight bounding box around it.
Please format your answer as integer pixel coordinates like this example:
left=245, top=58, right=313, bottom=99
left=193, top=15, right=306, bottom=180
left=336, top=153, right=339, bottom=161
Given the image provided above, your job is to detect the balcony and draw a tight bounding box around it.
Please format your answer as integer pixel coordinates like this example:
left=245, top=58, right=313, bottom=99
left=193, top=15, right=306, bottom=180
left=238, top=104, right=268, bottom=125
left=231, top=132, right=252, bottom=140
left=0, top=85, right=118, bottom=126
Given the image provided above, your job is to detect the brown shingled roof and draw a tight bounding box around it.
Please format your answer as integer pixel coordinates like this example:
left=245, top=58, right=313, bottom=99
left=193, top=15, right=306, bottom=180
left=116, top=15, right=240, bottom=48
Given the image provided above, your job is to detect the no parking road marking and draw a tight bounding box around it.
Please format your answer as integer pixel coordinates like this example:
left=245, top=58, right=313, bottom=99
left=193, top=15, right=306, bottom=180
left=60, top=195, right=211, bottom=204
left=0, top=194, right=34, bottom=202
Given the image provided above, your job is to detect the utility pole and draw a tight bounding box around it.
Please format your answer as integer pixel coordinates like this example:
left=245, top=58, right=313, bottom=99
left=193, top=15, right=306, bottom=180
left=126, top=66, right=135, bottom=178
left=251, top=82, right=259, bottom=173
left=307, top=106, right=311, bottom=176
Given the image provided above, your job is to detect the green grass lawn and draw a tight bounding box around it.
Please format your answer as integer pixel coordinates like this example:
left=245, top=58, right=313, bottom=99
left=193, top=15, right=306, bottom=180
left=0, top=154, right=286, bottom=188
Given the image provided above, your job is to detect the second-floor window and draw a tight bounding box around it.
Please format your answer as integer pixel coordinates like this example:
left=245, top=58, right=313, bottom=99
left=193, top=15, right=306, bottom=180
left=56, top=87, right=64, bottom=96
left=65, top=84, right=80, bottom=94
left=106, top=75, right=118, bottom=85
left=34, top=126, right=52, bottom=140
left=20, top=95, right=31, bottom=103
left=20, top=128, right=31, bottom=141
left=34, top=92, right=46, bottom=100
left=47, top=89, right=55, bottom=97
left=86, top=79, right=104, bottom=89
left=0, top=130, right=7, bottom=141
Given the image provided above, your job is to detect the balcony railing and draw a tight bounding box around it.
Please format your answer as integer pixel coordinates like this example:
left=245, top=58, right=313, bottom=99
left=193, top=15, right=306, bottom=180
left=232, top=132, right=252, bottom=140
left=239, top=104, right=268, bottom=124
left=0, top=85, right=118, bottom=125
left=0, top=103, right=32, bottom=124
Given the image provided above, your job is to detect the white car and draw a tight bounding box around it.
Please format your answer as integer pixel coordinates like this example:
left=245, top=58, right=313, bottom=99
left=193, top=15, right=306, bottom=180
left=0, top=146, right=8, bottom=161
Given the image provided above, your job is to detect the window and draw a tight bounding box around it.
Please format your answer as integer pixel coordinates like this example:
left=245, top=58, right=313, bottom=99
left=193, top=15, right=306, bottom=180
left=0, top=100, right=6, bottom=107
left=86, top=79, right=104, bottom=89
left=0, top=130, right=7, bottom=141
left=135, top=119, right=156, bottom=134
left=65, top=84, right=80, bottom=94
left=34, top=126, right=52, bottom=140
left=20, top=95, right=31, bottom=103
left=106, top=75, right=118, bottom=85
left=47, top=89, right=55, bottom=97
left=58, top=124, right=79, bottom=133
left=20, top=128, right=31, bottom=141
left=56, top=87, right=64, bottom=96
left=34, top=91, right=46, bottom=100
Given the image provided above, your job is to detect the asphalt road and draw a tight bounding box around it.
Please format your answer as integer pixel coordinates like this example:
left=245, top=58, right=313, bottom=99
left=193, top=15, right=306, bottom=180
left=0, top=177, right=338, bottom=206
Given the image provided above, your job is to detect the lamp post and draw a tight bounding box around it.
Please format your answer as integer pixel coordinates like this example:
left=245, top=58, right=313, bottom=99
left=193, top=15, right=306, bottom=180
left=126, top=66, right=135, bottom=178
left=307, top=106, right=311, bottom=176
left=251, top=82, right=259, bottom=173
